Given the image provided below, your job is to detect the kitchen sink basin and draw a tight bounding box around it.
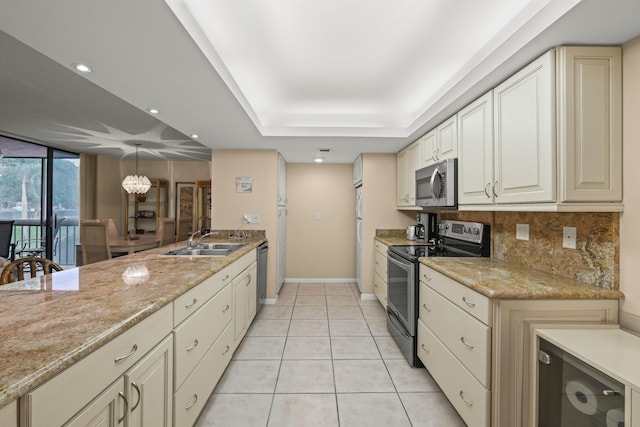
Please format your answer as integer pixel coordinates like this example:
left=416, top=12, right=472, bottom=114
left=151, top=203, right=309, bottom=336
left=161, top=242, right=247, bottom=257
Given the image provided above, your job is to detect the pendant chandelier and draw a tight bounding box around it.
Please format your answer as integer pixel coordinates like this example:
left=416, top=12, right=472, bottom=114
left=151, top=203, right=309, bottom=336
left=122, top=144, right=151, bottom=194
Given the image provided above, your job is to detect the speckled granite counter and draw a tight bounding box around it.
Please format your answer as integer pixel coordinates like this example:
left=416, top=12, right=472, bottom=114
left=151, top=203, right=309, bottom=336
left=420, top=257, right=624, bottom=300
left=0, top=235, right=265, bottom=409
left=375, top=229, right=426, bottom=247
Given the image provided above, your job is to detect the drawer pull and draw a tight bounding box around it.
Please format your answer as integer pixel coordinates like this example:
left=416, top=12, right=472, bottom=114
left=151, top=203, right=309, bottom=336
left=185, top=298, right=197, bottom=309
left=460, top=337, right=474, bottom=350
left=114, top=344, right=138, bottom=363
left=222, top=274, right=230, bottom=281
left=422, top=303, right=431, bottom=312
left=222, top=304, right=230, bottom=313
left=131, top=381, right=141, bottom=412
left=459, top=390, right=473, bottom=407
left=186, top=394, right=198, bottom=410
left=186, top=339, right=199, bottom=352
left=462, top=297, right=476, bottom=308
left=222, top=345, right=231, bottom=355
left=420, top=343, right=430, bottom=353
left=118, top=391, right=128, bottom=423
left=423, top=273, right=432, bottom=282
left=374, top=283, right=379, bottom=288
left=246, top=273, right=252, bottom=286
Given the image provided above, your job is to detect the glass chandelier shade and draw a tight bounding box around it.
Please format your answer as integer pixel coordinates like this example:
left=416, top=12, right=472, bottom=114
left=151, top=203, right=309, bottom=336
left=122, top=144, right=151, bottom=194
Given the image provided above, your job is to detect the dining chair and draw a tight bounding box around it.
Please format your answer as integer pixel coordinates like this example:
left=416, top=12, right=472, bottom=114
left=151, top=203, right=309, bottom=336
left=0, top=257, right=63, bottom=285
left=157, top=218, right=176, bottom=246
left=0, top=220, right=16, bottom=261
left=80, top=221, right=112, bottom=265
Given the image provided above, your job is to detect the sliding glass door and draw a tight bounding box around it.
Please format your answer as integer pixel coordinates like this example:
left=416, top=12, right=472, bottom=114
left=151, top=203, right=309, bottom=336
left=0, top=136, right=79, bottom=266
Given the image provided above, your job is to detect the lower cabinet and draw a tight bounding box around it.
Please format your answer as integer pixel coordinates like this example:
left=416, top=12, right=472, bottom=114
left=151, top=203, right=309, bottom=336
left=373, top=241, right=388, bottom=308
left=233, top=261, right=258, bottom=351
left=417, top=264, right=619, bottom=427
left=0, top=400, right=17, bottom=427
left=64, top=376, right=124, bottom=427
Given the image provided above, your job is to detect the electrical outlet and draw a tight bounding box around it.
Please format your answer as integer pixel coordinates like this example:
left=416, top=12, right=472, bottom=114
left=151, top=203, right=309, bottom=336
left=516, top=224, right=530, bottom=241
left=563, top=226, right=577, bottom=249
left=315, top=212, right=321, bottom=221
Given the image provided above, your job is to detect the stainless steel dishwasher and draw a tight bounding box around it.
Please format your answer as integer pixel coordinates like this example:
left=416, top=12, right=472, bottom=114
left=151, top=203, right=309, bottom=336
left=256, top=242, right=268, bottom=314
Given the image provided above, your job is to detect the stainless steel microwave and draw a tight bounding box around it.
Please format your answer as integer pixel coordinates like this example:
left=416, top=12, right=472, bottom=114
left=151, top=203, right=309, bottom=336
left=415, top=158, right=457, bottom=209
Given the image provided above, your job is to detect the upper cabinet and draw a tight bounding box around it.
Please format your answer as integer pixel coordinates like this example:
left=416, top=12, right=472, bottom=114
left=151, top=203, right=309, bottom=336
left=458, top=46, right=622, bottom=211
left=425, top=115, right=458, bottom=165
left=396, top=140, right=424, bottom=209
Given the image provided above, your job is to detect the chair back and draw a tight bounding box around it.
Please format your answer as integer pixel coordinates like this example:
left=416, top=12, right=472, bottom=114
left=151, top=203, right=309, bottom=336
left=0, top=220, right=15, bottom=261
left=0, top=257, right=63, bottom=285
left=80, top=221, right=112, bottom=265
left=157, top=218, right=176, bottom=246
left=104, top=218, right=120, bottom=239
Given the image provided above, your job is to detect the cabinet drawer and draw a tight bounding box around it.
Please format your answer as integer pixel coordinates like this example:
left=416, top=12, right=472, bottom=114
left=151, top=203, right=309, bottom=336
left=418, top=320, right=490, bottom=427
left=374, top=241, right=388, bottom=254
left=420, top=265, right=491, bottom=325
left=234, top=250, right=256, bottom=277
left=25, top=304, right=172, bottom=427
left=174, top=284, right=233, bottom=390
left=374, top=250, right=387, bottom=279
left=420, top=283, right=491, bottom=387
left=374, top=273, right=387, bottom=308
left=174, top=322, right=234, bottom=427
left=174, top=266, right=234, bottom=327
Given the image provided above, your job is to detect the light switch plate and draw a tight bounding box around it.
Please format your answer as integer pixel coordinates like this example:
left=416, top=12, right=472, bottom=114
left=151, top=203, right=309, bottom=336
left=243, top=214, right=260, bottom=224
left=516, top=224, right=530, bottom=241
left=563, top=226, right=577, bottom=249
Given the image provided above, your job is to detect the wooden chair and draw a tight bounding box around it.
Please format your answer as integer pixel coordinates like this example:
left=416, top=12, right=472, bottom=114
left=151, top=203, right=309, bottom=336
left=80, top=221, right=112, bottom=265
left=157, top=218, right=176, bottom=246
left=0, top=257, right=63, bottom=285
left=0, top=220, right=16, bottom=261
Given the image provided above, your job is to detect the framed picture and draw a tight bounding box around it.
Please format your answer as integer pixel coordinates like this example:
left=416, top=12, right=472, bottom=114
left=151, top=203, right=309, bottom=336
left=176, top=182, right=195, bottom=241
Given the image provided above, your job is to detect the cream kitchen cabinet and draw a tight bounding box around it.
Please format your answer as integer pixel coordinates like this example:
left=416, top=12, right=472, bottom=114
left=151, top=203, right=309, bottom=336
left=424, top=115, right=458, bottom=165
left=0, top=400, right=17, bottom=427
left=396, top=140, right=424, bottom=208
left=21, top=305, right=173, bottom=427
left=417, top=264, right=619, bottom=427
left=373, top=241, right=388, bottom=308
left=459, top=46, right=622, bottom=211
left=233, top=260, right=258, bottom=350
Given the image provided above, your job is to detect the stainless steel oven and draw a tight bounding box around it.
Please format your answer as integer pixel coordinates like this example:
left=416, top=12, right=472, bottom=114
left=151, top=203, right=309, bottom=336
left=387, top=220, right=490, bottom=366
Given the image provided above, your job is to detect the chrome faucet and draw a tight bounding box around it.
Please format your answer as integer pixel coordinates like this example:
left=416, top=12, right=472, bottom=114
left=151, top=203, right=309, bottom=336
left=197, top=231, right=219, bottom=245
left=229, top=229, right=247, bottom=239
left=187, top=230, right=202, bottom=248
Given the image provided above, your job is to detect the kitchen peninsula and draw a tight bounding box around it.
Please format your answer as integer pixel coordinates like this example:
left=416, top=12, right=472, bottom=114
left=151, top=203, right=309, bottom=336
left=0, top=232, right=266, bottom=426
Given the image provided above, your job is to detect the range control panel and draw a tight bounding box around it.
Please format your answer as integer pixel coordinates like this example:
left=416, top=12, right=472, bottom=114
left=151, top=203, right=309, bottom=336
left=438, top=220, right=487, bottom=244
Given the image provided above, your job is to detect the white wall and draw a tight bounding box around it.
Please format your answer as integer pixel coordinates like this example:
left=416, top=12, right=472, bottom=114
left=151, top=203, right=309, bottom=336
left=620, top=36, right=640, bottom=319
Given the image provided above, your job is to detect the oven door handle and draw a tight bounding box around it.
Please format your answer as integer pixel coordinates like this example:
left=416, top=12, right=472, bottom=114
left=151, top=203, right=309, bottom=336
left=387, top=251, right=412, bottom=272
left=388, top=309, right=411, bottom=339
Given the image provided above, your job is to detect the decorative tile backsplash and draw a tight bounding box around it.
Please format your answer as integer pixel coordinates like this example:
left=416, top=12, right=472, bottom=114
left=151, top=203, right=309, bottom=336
left=440, top=211, right=620, bottom=290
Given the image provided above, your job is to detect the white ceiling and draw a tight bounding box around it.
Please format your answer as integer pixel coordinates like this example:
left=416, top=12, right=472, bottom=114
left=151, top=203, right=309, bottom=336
left=0, top=0, right=639, bottom=163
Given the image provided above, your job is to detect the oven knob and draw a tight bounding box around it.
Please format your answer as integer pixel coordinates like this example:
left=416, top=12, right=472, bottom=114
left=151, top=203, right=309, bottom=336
left=473, top=228, right=480, bottom=235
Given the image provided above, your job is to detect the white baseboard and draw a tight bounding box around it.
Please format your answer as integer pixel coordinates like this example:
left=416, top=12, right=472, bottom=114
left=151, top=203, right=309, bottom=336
left=619, top=310, right=640, bottom=335
left=285, top=278, right=356, bottom=284
left=360, top=293, right=377, bottom=301
left=263, top=298, right=277, bottom=305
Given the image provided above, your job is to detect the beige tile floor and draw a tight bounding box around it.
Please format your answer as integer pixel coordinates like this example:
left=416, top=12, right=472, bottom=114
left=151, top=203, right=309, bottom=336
left=195, top=282, right=466, bottom=427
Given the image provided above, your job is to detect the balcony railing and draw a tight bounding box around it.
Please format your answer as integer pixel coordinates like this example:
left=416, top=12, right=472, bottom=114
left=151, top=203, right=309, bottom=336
left=11, top=218, right=79, bottom=267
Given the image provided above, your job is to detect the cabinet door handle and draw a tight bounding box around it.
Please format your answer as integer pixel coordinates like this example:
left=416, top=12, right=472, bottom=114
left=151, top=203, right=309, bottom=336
left=114, top=344, right=138, bottom=363
left=421, top=343, right=430, bottom=354
left=185, top=298, right=197, bottom=309
left=186, top=394, right=198, bottom=410
left=423, top=273, right=432, bottom=282
left=131, top=381, right=141, bottom=412
left=222, top=304, right=230, bottom=313
left=460, top=337, right=474, bottom=350
left=222, top=345, right=231, bottom=355
left=484, top=182, right=491, bottom=198
left=422, top=303, right=431, bottom=312
left=246, top=273, right=252, bottom=286
left=459, top=390, right=473, bottom=406
left=462, top=297, right=476, bottom=308
left=186, top=339, right=199, bottom=352
left=118, top=391, right=128, bottom=424
left=223, top=274, right=230, bottom=281
left=492, top=180, right=498, bottom=198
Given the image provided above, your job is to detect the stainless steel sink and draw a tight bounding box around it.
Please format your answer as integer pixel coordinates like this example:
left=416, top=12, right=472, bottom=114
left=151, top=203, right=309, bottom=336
left=161, top=242, right=247, bottom=257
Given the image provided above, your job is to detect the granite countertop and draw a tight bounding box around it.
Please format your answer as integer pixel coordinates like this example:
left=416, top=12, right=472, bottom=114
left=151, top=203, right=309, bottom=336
left=420, top=257, right=624, bottom=300
left=375, top=229, right=428, bottom=247
left=0, top=233, right=266, bottom=409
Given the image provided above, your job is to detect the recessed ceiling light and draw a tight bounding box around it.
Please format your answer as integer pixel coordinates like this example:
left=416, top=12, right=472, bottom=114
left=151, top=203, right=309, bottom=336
left=191, top=134, right=199, bottom=139
left=73, top=63, right=92, bottom=73
left=147, top=108, right=159, bottom=114
left=314, top=158, right=324, bottom=163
